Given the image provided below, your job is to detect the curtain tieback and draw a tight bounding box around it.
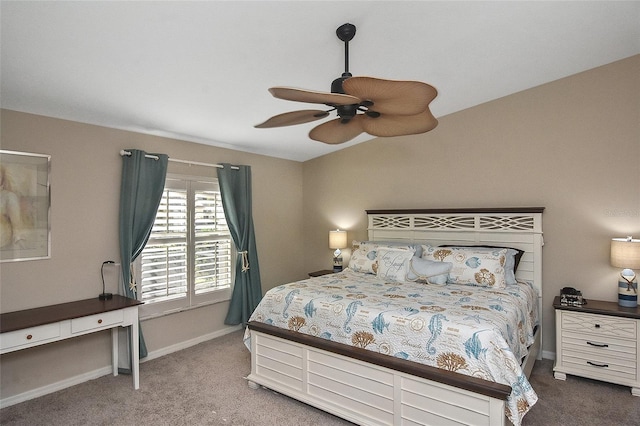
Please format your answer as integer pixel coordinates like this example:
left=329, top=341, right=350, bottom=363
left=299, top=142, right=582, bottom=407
left=239, top=251, right=250, bottom=272
left=129, top=264, right=138, bottom=296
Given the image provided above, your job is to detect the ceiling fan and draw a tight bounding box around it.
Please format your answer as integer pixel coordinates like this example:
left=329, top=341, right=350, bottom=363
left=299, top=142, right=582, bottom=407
left=255, top=23, right=438, bottom=145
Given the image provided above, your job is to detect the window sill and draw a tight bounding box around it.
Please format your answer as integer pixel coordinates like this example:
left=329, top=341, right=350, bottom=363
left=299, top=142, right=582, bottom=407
left=139, top=298, right=230, bottom=321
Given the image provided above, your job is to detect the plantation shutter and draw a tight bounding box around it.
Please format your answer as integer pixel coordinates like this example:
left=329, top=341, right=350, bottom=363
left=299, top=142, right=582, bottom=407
left=139, top=176, right=233, bottom=314
left=193, top=183, right=233, bottom=294
left=140, top=179, right=188, bottom=303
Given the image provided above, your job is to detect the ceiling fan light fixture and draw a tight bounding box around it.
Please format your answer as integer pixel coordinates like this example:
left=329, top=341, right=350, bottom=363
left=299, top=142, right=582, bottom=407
left=337, top=104, right=358, bottom=121
left=255, top=23, right=438, bottom=144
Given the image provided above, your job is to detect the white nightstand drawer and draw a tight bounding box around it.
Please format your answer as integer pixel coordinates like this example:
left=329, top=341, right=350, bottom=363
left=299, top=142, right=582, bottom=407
left=562, top=347, right=636, bottom=371
left=1, top=322, right=61, bottom=351
left=562, top=331, right=636, bottom=358
left=562, top=352, right=636, bottom=382
left=71, top=310, right=124, bottom=334
left=562, top=311, right=636, bottom=340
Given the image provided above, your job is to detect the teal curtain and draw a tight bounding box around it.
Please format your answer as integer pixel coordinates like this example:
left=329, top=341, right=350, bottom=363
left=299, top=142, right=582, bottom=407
left=217, top=164, right=263, bottom=325
left=119, top=149, right=168, bottom=358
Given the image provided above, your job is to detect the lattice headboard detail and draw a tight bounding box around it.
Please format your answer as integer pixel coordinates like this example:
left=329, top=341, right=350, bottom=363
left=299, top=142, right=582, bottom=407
left=367, top=208, right=545, bottom=353
left=369, top=210, right=540, bottom=232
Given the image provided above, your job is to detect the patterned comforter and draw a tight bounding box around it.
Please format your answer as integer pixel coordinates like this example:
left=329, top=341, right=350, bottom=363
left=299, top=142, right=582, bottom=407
left=244, top=269, right=539, bottom=425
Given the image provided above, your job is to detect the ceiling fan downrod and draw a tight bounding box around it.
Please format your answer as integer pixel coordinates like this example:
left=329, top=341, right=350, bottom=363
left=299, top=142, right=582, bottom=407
left=331, top=23, right=356, bottom=95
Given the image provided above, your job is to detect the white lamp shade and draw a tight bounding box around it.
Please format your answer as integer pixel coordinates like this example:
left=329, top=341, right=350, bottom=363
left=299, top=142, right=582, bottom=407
left=329, top=230, right=347, bottom=249
left=611, top=238, right=640, bottom=269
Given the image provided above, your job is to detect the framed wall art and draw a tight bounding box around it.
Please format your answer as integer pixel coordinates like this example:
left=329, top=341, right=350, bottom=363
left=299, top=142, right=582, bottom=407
left=0, top=150, right=51, bottom=262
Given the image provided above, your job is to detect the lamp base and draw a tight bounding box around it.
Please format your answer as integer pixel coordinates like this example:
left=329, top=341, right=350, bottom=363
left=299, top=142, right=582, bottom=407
left=618, top=278, right=638, bottom=308
left=99, top=292, right=113, bottom=301
left=333, top=255, right=343, bottom=273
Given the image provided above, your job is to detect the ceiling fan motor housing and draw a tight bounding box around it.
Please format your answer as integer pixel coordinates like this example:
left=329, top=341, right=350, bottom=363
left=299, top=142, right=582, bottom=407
left=337, top=104, right=357, bottom=122
left=331, top=72, right=352, bottom=94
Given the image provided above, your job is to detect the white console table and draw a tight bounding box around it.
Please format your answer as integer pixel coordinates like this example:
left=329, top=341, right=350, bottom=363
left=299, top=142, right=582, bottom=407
left=0, top=295, right=143, bottom=389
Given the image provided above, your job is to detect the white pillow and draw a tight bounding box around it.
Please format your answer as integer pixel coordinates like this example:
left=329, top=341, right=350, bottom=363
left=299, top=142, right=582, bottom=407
left=421, top=245, right=509, bottom=288
left=406, top=257, right=452, bottom=285
left=376, top=248, right=415, bottom=282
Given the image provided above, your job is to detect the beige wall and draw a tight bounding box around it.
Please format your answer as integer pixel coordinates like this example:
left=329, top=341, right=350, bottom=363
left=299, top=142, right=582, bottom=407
left=302, top=55, right=640, bottom=357
left=0, top=111, right=305, bottom=399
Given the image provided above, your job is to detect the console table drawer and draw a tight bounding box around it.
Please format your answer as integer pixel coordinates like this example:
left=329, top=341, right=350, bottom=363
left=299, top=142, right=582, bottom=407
left=71, top=310, right=124, bottom=334
left=1, top=323, right=61, bottom=352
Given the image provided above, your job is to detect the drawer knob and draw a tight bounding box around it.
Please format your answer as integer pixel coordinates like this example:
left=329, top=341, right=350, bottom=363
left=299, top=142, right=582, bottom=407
left=587, top=361, right=608, bottom=368
left=98, top=319, right=103, bottom=324
left=594, top=324, right=600, bottom=328
left=26, top=334, right=33, bottom=340
left=587, top=341, right=608, bottom=348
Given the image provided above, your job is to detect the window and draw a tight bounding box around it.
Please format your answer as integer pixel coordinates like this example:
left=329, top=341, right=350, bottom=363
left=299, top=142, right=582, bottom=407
left=136, top=174, right=233, bottom=318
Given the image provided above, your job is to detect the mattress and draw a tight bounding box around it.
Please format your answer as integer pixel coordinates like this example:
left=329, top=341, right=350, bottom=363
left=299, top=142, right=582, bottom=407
left=244, top=269, right=539, bottom=425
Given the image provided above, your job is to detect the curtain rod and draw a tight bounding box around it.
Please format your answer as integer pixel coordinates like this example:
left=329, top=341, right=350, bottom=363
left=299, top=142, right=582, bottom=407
left=119, top=150, right=239, bottom=170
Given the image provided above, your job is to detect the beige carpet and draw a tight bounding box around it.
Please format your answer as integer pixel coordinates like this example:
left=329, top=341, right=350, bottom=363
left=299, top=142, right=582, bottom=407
left=1, top=330, right=639, bottom=425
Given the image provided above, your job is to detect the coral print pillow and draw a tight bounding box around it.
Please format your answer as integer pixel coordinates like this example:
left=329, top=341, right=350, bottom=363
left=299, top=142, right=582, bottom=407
left=421, top=245, right=509, bottom=288
left=348, top=241, right=380, bottom=274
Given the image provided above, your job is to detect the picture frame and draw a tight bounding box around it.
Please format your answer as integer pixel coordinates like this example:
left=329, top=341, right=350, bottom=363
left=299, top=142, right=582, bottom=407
left=0, top=150, right=51, bottom=262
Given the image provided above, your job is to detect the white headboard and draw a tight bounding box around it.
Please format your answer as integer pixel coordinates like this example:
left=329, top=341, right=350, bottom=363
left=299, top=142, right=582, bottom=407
left=367, top=208, right=545, bottom=347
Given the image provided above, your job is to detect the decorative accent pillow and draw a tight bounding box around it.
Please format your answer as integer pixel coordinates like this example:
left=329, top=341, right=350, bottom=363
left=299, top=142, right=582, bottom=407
left=376, top=248, right=416, bottom=282
left=349, top=240, right=414, bottom=274
left=349, top=241, right=380, bottom=274
left=439, top=245, right=524, bottom=285
left=406, top=257, right=452, bottom=285
left=421, top=245, right=509, bottom=288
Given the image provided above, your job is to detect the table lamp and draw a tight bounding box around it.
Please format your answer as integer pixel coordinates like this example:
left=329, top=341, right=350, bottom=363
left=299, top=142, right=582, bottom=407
left=611, top=236, right=640, bottom=307
left=329, top=229, right=347, bottom=272
left=99, top=260, right=115, bottom=300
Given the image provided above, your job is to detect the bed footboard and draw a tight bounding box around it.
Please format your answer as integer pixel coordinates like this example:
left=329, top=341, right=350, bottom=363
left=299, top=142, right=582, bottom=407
left=247, top=323, right=509, bottom=426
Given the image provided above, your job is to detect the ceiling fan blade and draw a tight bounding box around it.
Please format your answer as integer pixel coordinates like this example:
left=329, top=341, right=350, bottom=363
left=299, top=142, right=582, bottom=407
left=269, top=87, right=361, bottom=106
left=255, top=110, right=329, bottom=128
left=343, top=77, right=437, bottom=115
left=360, top=110, right=438, bottom=137
left=309, top=116, right=365, bottom=144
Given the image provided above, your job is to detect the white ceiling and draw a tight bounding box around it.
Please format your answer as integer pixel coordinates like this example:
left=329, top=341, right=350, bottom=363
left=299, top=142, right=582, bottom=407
left=2, top=1, right=639, bottom=162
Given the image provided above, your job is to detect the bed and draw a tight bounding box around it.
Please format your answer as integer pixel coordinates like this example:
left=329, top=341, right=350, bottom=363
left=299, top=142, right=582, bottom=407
left=245, top=208, right=544, bottom=426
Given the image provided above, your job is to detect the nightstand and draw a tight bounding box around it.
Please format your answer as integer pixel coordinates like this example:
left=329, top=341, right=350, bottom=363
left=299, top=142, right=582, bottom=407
left=553, top=296, right=640, bottom=396
left=308, top=270, right=335, bottom=277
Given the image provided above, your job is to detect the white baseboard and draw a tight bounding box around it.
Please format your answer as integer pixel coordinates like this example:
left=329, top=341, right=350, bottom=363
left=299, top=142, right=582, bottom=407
left=0, top=325, right=242, bottom=409
left=142, top=325, right=242, bottom=362
left=542, top=350, right=556, bottom=360
left=0, top=366, right=113, bottom=409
